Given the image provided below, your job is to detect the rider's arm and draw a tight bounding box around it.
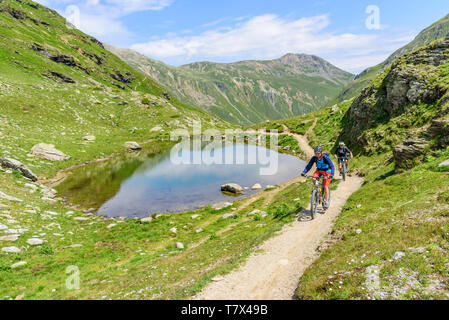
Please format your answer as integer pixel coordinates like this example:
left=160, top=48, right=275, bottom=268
left=346, top=147, right=353, bottom=158
left=302, top=157, right=316, bottom=175
left=326, top=154, right=335, bottom=178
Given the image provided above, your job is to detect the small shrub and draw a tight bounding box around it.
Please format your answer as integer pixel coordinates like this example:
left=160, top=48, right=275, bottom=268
left=270, top=203, right=293, bottom=219
left=209, top=233, right=219, bottom=241
left=39, top=244, right=54, bottom=255
left=142, top=97, right=150, bottom=105
left=438, top=190, right=449, bottom=203
left=12, top=170, right=22, bottom=179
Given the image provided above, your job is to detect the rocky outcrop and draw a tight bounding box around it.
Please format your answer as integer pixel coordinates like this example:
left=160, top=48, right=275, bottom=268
left=393, top=138, right=429, bottom=170
left=110, top=70, right=134, bottom=84
left=31, top=143, right=70, bottom=161
left=221, top=183, right=244, bottom=194
left=0, top=158, right=37, bottom=181
left=342, top=38, right=449, bottom=152
left=45, top=71, right=75, bottom=83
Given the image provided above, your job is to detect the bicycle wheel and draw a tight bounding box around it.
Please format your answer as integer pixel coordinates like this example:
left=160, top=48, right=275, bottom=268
left=342, top=161, right=346, bottom=181
left=311, top=189, right=318, bottom=220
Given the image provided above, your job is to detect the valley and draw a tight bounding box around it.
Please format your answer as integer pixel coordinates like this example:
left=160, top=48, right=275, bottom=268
left=0, top=0, right=448, bottom=301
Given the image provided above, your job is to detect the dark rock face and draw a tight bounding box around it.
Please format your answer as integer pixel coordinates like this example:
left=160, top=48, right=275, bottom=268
left=0, top=158, right=38, bottom=181
left=50, top=54, right=77, bottom=67
left=393, top=138, right=429, bottom=170
left=90, top=37, right=104, bottom=49
left=10, top=8, right=27, bottom=19
left=110, top=70, right=134, bottom=84
left=45, top=71, right=75, bottom=83
left=162, top=93, right=171, bottom=100
left=31, top=43, right=50, bottom=58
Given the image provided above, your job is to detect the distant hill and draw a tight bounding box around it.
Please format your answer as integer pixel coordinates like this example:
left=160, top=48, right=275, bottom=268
left=107, top=46, right=354, bottom=125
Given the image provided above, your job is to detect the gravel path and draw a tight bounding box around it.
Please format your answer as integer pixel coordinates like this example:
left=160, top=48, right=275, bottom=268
left=193, top=119, right=363, bottom=300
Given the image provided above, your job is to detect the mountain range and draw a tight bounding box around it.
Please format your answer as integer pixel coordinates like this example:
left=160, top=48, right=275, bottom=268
left=107, top=46, right=354, bottom=125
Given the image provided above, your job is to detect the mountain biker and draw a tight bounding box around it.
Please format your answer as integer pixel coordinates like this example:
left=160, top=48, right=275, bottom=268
left=334, top=142, right=353, bottom=175
left=301, top=146, right=335, bottom=209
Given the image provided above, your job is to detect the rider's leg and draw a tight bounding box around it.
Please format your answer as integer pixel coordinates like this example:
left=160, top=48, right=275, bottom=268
left=324, top=186, right=330, bottom=202
left=346, top=159, right=349, bottom=170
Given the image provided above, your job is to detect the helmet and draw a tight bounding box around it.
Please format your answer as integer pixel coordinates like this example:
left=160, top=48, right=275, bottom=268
left=314, top=146, right=323, bottom=154
left=339, top=142, right=345, bottom=146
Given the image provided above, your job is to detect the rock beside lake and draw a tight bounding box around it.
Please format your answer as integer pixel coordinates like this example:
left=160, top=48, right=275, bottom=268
left=141, top=216, right=153, bottom=223
left=123, top=141, right=142, bottom=150
left=251, top=184, right=262, bottom=190
left=31, top=143, right=70, bottom=161
left=221, top=183, right=244, bottom=194
left=222, top=213, right=235, bottom=220
left=0, top=158, right=38, bottom=181
left=212, top=202, right=233, bottom=210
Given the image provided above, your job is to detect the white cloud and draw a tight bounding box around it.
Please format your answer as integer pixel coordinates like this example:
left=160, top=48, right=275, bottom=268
left=131, top=14, right=415, bottom=73
left=35, top=0, right=173, bottom=45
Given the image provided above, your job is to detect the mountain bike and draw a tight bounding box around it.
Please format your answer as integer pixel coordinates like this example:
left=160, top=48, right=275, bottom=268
left=305, top=175, right=331, bottom=220
left=339, top=157, right=348, bottom=181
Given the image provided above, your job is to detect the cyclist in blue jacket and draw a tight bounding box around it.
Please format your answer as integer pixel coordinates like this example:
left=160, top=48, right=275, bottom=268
left=301, top=146, right=335, bottom=209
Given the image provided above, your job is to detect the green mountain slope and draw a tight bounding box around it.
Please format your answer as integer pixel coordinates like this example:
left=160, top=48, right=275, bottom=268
left=106, top=45, right=354, bottom=125
left=327, top=13, right=449, bottom=107
left=0, top=0, right=228, bottom=176
left=261, top=38, right=449, bottom=300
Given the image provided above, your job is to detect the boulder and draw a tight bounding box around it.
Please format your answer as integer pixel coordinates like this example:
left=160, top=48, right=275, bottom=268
left=83, top=135, right=96, bottom=141
left=0, top=191, right=22, bottom=202
left=141, top=216, right=153, bottom=223
left=0, top=158, right=38, bottom=181
left=212, top=202, right=233, bottom=210
left=0, top=235, right=19, bottom=242
left=11, top=261, right=27, bottom=269
left=2, top=246, right=21, bottom=253
left=248, top=210, right=261, bottom=216
left=31, top=143, right=70, bottom=161
left=251, top=184, right=262, bottom=190
left=26, top=238, right=43, bottom=246
left=150, top=125, right=163, bottom=132
left=176, top=242, right=184, bottom=249
left=222, top=213, right=235, bottom=220
left=221, top=183, right=244, bottom=194
left=439, top=160, right=449, bottom=168
left=393, top=138, right=428, bottom=170
left=123, top=141, right=142, bottom=151
left=331, top=104, right=340, bottom=114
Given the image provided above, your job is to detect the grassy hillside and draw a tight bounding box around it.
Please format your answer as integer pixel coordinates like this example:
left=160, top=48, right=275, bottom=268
left=0, top=0, right=229, bottom=177
left=0, top=0, right=313, bottom=300
left=266, top=38, right=449, bottom=299
left=107, top=46, right=353, bottom=125
left=327, top=13, right=449, bottom=108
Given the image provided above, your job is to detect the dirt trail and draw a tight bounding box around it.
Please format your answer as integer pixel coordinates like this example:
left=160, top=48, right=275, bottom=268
left=193, top=119, right=363, bottom=300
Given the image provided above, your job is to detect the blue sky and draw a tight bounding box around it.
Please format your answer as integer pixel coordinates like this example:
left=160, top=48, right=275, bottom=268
left=35, top=0, right=449, bottom=73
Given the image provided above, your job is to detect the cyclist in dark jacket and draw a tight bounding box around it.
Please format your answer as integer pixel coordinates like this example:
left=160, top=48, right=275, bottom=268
left=334, top=142, right=353, bottom=175
left=301, top=146, right=335, bottom=209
